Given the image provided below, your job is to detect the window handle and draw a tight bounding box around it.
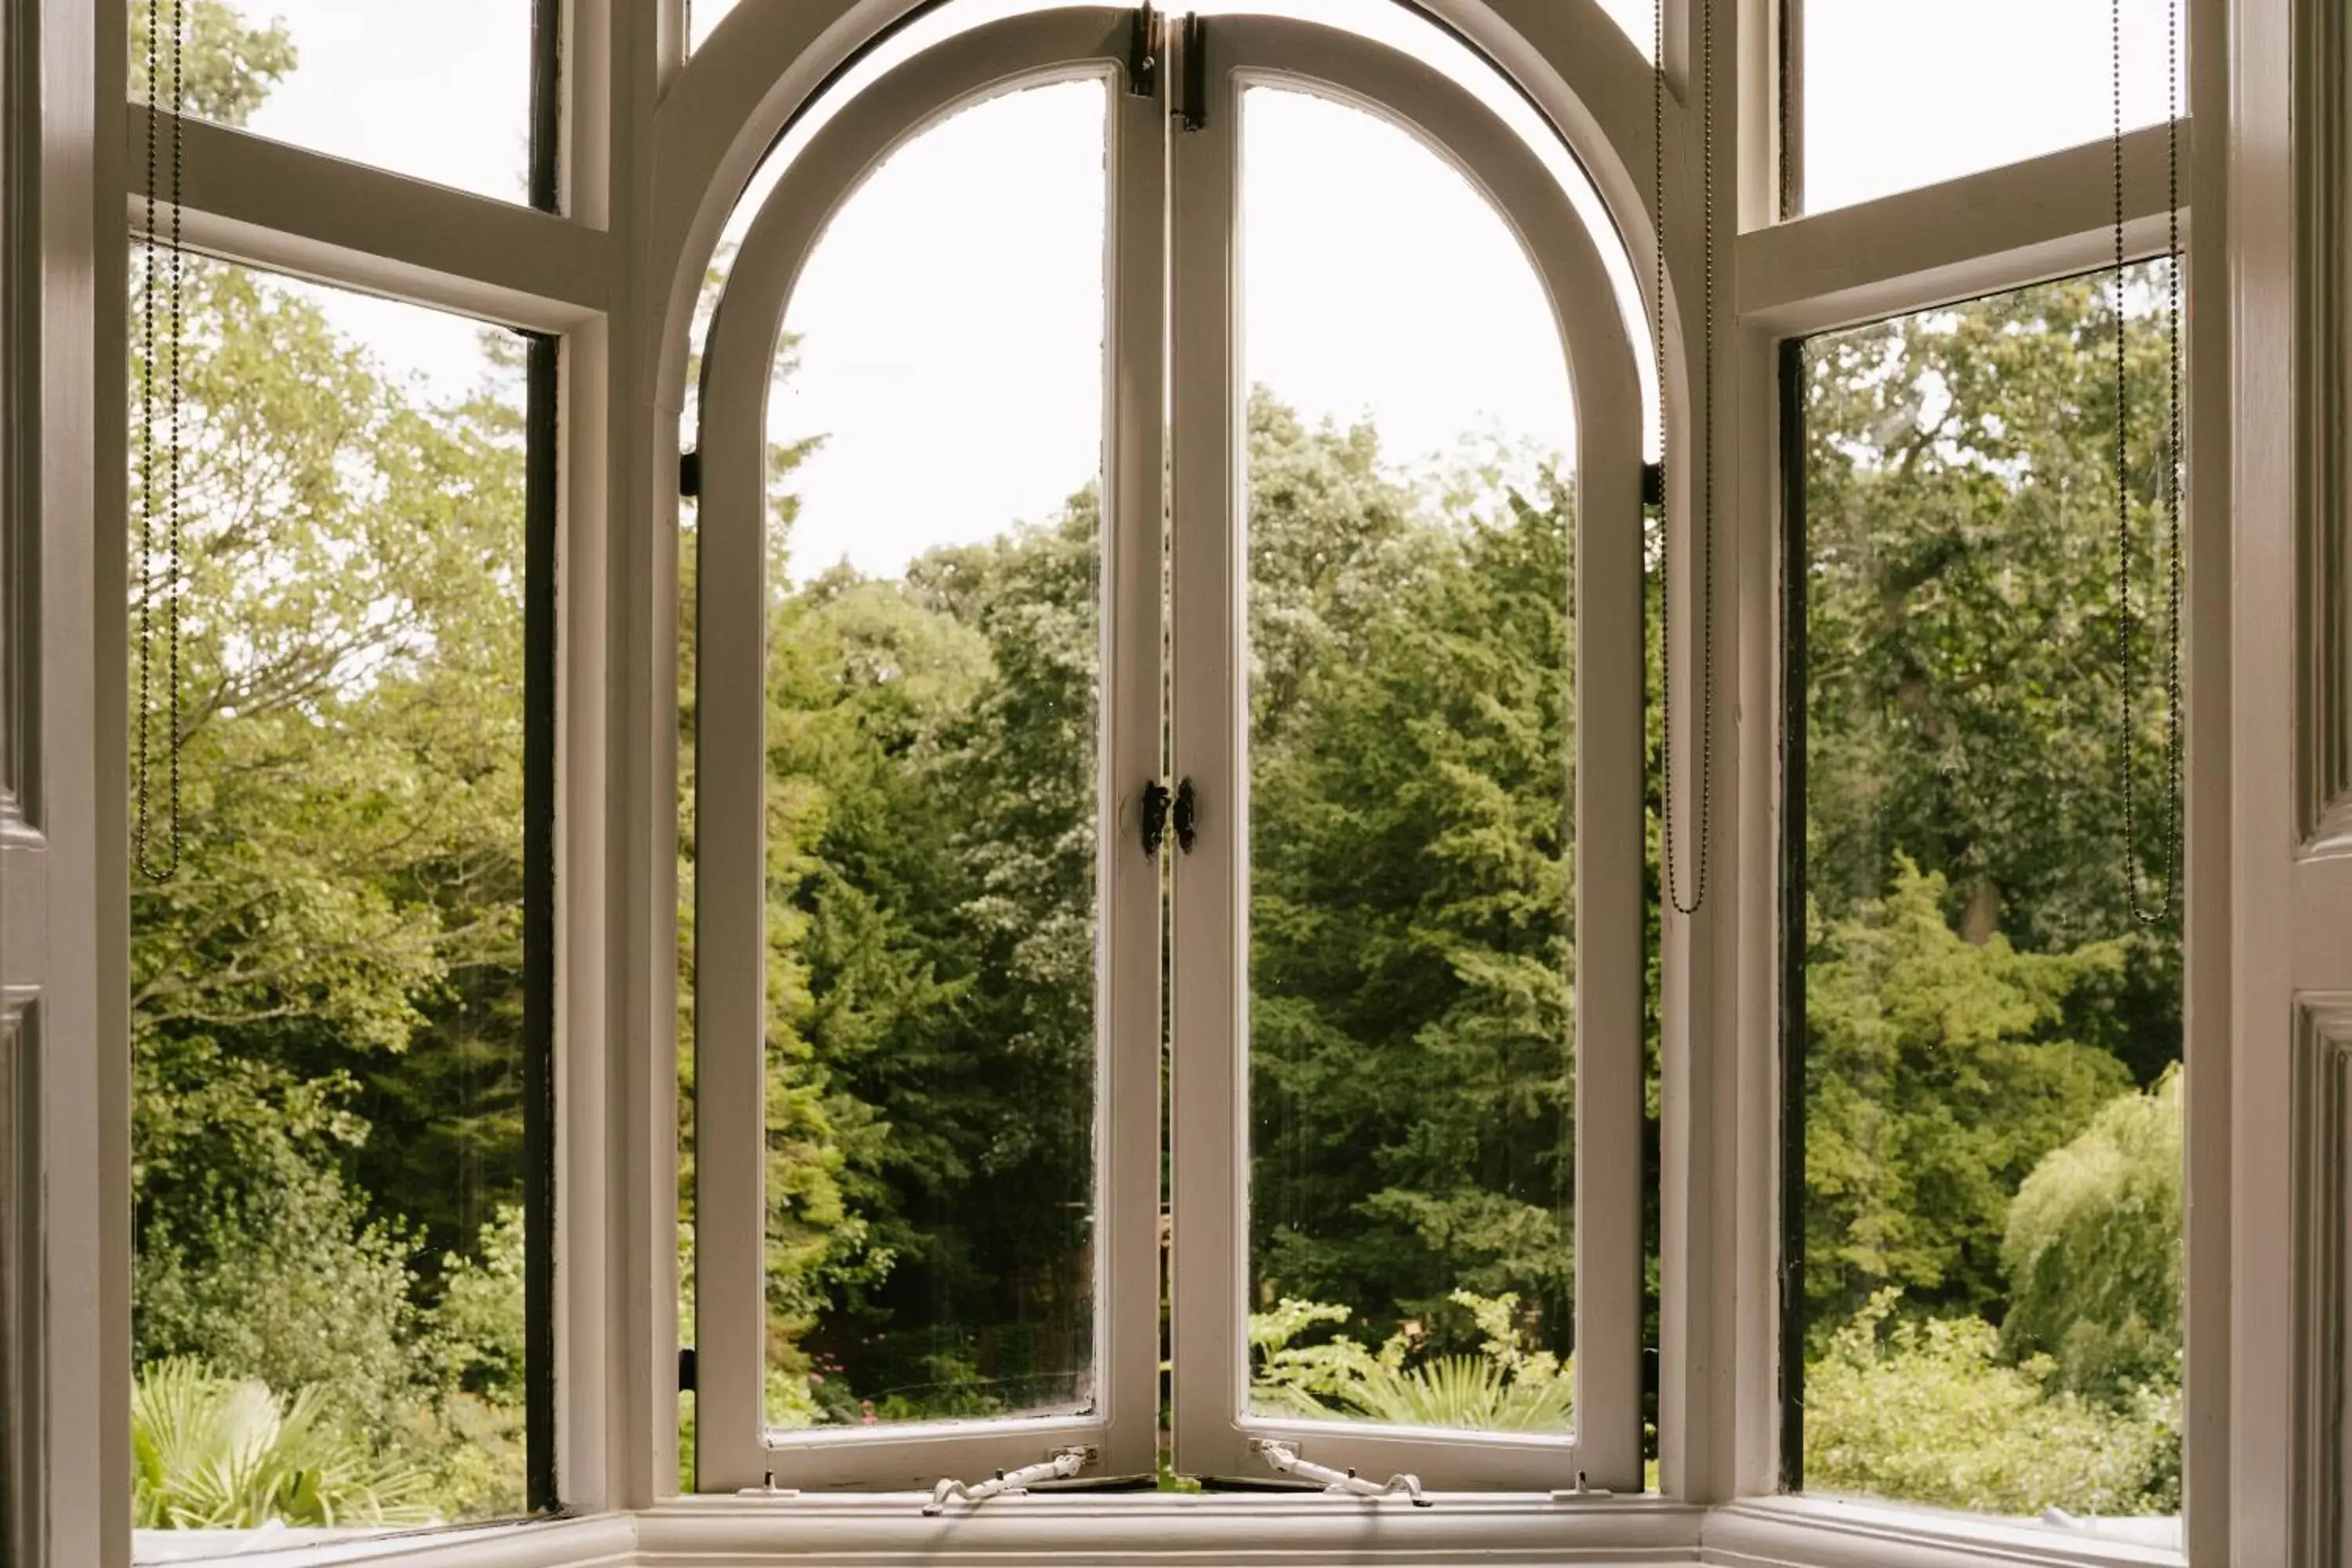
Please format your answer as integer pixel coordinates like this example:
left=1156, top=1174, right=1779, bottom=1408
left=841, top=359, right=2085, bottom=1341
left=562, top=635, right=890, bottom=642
left=1141, top=780, right=1173, bottom=859
left=1173, top=777, right=1199, bottom=855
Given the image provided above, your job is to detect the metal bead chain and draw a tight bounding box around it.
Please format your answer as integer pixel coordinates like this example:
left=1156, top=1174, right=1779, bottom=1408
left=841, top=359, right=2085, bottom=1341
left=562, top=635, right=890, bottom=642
left=136, top=0, right=186, bottom=884
left=1656, top=0, right=1719, bottom=918
left=2111, top=0, right=2186, bottom=926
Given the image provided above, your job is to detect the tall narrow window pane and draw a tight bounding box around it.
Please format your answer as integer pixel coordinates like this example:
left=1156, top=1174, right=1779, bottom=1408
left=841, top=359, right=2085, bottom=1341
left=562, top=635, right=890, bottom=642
left=1238, top=85, right=1582, bottom=1436
left=1801, top=0, right=2178, bottom=213
left=128, top=258, right=538, bottom=1552
left=727, top=80, right=1109, bottom=1432
left=1795, top=272, right=2183, bottom=1535
left=132, top=0, right=534, bottom=205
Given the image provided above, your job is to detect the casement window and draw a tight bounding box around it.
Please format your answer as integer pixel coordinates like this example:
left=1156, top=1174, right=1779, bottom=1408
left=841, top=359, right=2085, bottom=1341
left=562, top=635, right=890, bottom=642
left=1751, top=0, right=2230, bottom=1555
left=688, top=2, right=1647, bottom=1495
left=104, top=0, right=568, bottom=1552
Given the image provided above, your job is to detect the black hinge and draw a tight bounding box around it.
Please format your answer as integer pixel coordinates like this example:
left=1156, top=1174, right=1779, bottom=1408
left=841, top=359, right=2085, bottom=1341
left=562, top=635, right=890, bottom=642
left=678, top=1345, right=698, bottom=1393
left=680, top=448, right=702, bottom=499
left=1127, top=5, right=1160, bottom=97
left=1642, top=460, right=1664, bottom=509
left=1172, top=777, right=1199, bottom=854
left=1178, top=14, right=1207, bottom=132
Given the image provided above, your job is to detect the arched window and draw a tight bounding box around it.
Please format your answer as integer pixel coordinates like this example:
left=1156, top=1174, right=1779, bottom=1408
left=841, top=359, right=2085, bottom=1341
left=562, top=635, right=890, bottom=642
left=688, top=2, right=1649, bottom=1494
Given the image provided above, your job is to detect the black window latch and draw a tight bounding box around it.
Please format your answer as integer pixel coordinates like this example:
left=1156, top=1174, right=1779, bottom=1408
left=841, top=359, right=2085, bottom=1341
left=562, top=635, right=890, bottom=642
left=1142, top=780, right=1173, bottom=859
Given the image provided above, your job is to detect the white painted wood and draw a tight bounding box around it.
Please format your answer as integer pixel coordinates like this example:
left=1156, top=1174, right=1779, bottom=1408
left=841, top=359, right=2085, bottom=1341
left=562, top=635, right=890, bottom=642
left=120, top=108, right=608, bottom=328
left=15, top=0, right=136, bottom=1562
left=1163, top=10, right=1247, bottom=1492
left=2288, top=999, right=2352, bottom=1567
left=690, top=8, right=1143, bottom=1494
left=1655, top=0, right=1737, bottom=1506
left=2180, top=0, right=2233, bottom=1559
left=2230, top=0, right=2336, bottom=1563
left=646, top=0, right=1694, bottom=423
left=0, top=0, right=25, bottom=1551
left=1736, top=125, right=2192, bottom=336
left=1708, top=1498, right=2185, bottom=1568
left=1166, top=13, right=1646, bottom=1494
left=637, top=1490, right=1705, bottom=1565
left=1096, top=30, right=1169, bottom=1490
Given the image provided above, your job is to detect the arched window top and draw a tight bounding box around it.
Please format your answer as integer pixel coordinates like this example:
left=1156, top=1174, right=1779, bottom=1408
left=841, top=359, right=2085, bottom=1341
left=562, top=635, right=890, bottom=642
left=655, top=0, right=1680, bottom=435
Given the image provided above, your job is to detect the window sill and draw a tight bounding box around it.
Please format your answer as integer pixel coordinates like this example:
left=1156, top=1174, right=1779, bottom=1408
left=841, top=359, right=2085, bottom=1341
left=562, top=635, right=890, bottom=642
left=637, top=1489, right=1704, bottom=1563
left=123, top=1493, right=2195, bottom=1568
left=1704, top=1496, right=2186, bottom=1568
left=129, top=1515, right=633, bottom=1568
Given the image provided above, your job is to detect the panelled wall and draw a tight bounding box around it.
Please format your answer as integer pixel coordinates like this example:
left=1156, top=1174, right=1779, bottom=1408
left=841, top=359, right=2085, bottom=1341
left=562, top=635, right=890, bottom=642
left=2249, top=0, right=2352, bottom=1562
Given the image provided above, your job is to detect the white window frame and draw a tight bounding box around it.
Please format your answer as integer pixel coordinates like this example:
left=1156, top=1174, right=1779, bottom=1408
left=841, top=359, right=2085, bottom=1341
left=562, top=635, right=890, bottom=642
left=1163, top=13, right=1647, bottom=1494
left=1729, top=0, right=2234, bottom=1559
left=691, top=4, right=1166, bottom=1494
left=11, top=0, right=2332, bottom=1558
left=692, top=1, right=1650, bottom=1495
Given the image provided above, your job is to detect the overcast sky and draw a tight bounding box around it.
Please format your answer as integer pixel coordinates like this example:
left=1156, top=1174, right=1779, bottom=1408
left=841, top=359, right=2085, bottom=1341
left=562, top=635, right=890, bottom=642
left=209, top=0, right=2178, bottom=579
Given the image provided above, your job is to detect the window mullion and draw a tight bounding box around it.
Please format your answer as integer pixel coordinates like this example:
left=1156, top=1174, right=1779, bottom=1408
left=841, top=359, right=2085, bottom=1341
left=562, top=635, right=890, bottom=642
left=1097, top=45, right=1171, bottom=1487
left=1165, top=11, right=1254, bottom=1489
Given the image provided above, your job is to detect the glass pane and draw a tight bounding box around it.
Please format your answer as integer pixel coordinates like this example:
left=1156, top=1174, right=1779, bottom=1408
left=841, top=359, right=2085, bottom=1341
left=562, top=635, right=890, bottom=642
left=1239, top=85, right=1581, bottom=1435
left=1797, top=271, right=2184, bottom=1537
left=744, top=79, right=1108, bottom=1430
left=129, top=259, right=535, bottom=1550
left=132, top=0, right=534, bottom=204
left=688, top=0, right=738, bottom=53
left=1802, top=0, right=2179, bottom=213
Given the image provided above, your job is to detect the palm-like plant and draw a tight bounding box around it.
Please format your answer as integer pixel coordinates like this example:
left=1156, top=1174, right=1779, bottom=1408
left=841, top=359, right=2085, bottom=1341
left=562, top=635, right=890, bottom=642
left=1250, top=1291, right=1577, bottom=1432
left=132, top=1359, right=436, bottom=1529
left=1327, top=1353, right=1575, bottom=1432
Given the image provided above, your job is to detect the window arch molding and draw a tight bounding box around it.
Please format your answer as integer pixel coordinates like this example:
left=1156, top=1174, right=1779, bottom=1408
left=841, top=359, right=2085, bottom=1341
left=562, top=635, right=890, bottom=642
left=648, top=0, right=1695, bottom=428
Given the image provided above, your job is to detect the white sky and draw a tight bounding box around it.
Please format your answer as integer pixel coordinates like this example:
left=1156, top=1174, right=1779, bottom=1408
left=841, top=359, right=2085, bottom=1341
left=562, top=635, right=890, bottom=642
left=207, top=0, right=2179, bottom=576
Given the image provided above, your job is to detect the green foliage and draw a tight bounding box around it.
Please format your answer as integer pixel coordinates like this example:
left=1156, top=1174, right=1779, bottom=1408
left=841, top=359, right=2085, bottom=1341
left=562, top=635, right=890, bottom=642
left=1250, top=1291, right=1573, bottom=1432
left=129, top=26, right=539, bottom=1521
left=1804, top=858, right=2132, bottom=1336
left=434, top=1209, right=528, bottom=1409
left=133, top=1160, right=419, bottom=1441
left=1250, top=431, right=1577, bottom=1345
left=2001, top=1071, right=2184, bottom=1399
left=1802, top=281, right=2184, bottom=1089
left=1797, top=274, right=2188, bottom=1513
left=1805, top=1292, right=2179, bottom=1516
left=133, top=1, right=296, bottom=125
left=132, top=1360, right=434, bottom=1529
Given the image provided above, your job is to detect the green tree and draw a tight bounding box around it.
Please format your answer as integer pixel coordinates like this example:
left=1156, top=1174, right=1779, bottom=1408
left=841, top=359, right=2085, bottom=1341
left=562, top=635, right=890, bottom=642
left=1250, top=429, right=1578, bottom=1350
left=1804, top=1290, right=2179, bottom=1515
left=1802, top=276, right=2184, bottom=1085
left=2001, top=1069, right=2183, bottom=1400
left=1804, top=860, right=2132, bottom=1334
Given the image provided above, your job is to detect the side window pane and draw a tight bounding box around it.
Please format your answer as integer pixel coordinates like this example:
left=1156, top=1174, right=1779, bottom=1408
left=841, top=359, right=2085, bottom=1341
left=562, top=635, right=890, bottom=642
left=129, top=259, right=539, bottom=1548
left=737, top=81, right=1109, bottom=1432
left=1238, top=85, right=1583, bottom=1436
left=1796, top=273, right=2183, bottom=1532
left=132, top=0, right=534, bottom=205
left=1801, top=0, right=2177, bottom=213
